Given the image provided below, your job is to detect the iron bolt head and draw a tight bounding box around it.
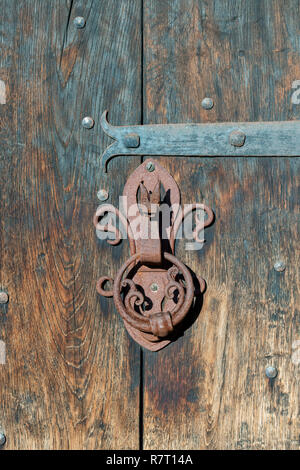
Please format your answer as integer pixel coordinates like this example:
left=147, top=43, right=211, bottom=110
left=201, top=97, right=214, bottom=110
left=97, top=189, right=109, bottom=202
left=0, top=433, right=6, bottom=447
left=265, top=366, right=278, bottom=379
left=123, top=133, right=140, bottom=148
left=74, top=17, right=86, bottom=29
left=274, top=261, right=286, bottom=272
left=82, top=116, right=95, bottom=129
left=0, top=292, right=8, bottom=304
left=150, top=283, right=159, bottom=292
left=146, top=161, right=155, bottom=172
left=229, top=129, right=246, bottom=147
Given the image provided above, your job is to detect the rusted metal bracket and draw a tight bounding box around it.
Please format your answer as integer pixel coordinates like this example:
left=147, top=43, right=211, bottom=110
left=94, top=159, right=213, bottom=351
left=100, top=110, right=300, bottom=171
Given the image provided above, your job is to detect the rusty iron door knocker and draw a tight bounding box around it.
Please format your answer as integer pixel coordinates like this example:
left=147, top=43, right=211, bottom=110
left=94, top=110, right=299, bottom=349
left=94, top=159, right=213, bottom=351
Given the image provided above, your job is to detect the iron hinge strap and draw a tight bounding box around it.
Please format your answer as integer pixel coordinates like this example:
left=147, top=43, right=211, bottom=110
left=100, top=110, right=300, bottom=171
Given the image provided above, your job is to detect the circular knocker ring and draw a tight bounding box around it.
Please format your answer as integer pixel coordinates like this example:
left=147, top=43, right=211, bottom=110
left=113, top=252, right=194, bottom=338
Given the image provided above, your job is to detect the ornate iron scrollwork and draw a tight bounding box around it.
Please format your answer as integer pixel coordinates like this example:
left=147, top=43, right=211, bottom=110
left=94, top=159, right=213, bottom=351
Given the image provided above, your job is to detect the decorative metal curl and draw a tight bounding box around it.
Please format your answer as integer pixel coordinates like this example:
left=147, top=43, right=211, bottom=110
left=171, top=203, right=214, bottom=251
left=122, top=279, right=146, bottom=320
left=96, top=276, right=114, bottom=297
left=93, top=204, right=136, bottom=253
left=113, top=252, right=194, bottom=336
left=165, top=266, right=185, bottom=314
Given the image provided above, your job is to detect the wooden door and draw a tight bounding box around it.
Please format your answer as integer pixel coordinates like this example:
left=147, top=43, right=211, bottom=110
left=0, top=0, right=299, bottom=450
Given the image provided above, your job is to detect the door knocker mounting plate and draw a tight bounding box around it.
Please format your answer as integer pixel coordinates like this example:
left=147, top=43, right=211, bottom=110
left=94, top=159, right=214, bottom=351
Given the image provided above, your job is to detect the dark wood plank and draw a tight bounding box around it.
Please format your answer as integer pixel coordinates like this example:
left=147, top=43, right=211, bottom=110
left=0, top=0, right=141, bottom=449
left=143, top=0, right=300, bottom=449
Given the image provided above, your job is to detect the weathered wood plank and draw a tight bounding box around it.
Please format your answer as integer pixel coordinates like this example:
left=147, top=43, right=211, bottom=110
left=143, top=0, right=300, bottom=450
left=0, top=0, right=141, bottom=449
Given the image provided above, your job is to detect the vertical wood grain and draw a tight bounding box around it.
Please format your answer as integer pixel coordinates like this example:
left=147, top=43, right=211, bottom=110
left=143, top=0, right=300, bottom=450
left=0, top=0, right=141, bottom=449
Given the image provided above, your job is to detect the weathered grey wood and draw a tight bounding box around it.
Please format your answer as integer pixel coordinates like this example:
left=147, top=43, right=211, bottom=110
left=0, top=0, right=141, bottom=449
left=142, top=0, right=300, bottom=450
left=101, top=112, right=300, bottom=170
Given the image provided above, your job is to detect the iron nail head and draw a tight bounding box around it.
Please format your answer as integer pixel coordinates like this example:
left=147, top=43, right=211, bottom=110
left=229, top=129, right=246, bottom=147
left=123, top=133, right=140, bottom=148
left=274, top=261, right=286, bottom=272
left=146, top=161, right=155, bottom=172
left=0, top=433, right=6, bottom=447
left=265, top=366, right=278, bottom=379
left=97, top=189, right=109, bottom=202
left=74, top=17, right=86, bottom=29
left=201, top=97, right=214, bottom=110
left=82, top=116, right=95, bottom=129
left=0, top=292, right=8, bottom=304
left=150, top=283, right=159, bottom=292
